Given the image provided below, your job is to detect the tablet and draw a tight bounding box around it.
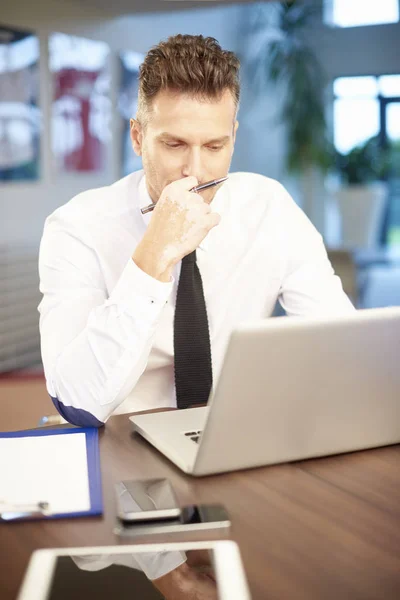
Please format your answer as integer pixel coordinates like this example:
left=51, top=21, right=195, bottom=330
left=17, top=540, right=251, bottom=600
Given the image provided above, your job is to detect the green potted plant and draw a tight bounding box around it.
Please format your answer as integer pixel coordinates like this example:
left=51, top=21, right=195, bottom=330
left=245, top=1, right=333, bottom=230
left=336, top=136, right=389, bottom=184
left=334, top=136, right=390, bottom=248
left=262, top=1, right=333, bottom=174
left=387, top=138, right=400, bottom=177
left=246, top=0, right=334, bottom=174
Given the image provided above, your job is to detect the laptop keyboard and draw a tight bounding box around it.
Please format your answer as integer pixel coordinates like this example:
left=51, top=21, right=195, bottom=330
left=183, top=430, right=203, bottom=444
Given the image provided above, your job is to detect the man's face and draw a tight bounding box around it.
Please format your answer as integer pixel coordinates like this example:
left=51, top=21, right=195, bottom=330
left=130, top=88, right=238, bottom=204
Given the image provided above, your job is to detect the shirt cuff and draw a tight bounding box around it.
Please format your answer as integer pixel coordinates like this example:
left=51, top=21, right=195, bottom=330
left=107, top=257, right=174, bottom=317
left=136, top=550, right=187, bottom=580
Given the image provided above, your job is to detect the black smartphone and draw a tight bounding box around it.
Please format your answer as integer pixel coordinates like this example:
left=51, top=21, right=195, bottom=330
left=116, top=478, right=181, bottom=522
left=115, top=503, right=231, bottom=537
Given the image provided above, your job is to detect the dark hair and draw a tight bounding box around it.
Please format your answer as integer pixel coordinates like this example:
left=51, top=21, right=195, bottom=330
left=137, top=34, right=240, bottom=122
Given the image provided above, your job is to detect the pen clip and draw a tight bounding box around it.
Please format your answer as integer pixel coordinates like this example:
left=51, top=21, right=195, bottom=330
left=37, top=414, right=67, bottom=427
left=0, top=500, right=51, bottom=521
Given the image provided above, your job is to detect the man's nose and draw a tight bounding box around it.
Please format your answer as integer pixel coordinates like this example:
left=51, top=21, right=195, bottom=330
left=181, top=148, right=204, bottom=182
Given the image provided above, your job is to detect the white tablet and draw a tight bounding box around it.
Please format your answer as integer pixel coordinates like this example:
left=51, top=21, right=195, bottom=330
left=17, top=540, right=251, bottom=600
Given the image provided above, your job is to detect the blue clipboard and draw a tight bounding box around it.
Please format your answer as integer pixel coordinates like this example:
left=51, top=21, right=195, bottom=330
left=0, top=427, right=102, bottom=521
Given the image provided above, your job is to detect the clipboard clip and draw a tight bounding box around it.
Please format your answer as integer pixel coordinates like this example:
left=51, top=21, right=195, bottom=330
left=0, top=500, right=51, bottom=521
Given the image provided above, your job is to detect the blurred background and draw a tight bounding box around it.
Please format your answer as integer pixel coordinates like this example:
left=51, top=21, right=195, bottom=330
left=0, top=0, right=399, bottom=377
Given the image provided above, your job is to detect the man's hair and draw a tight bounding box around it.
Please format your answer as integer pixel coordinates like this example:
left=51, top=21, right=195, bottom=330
left=137, top=34, right=240, bottom=125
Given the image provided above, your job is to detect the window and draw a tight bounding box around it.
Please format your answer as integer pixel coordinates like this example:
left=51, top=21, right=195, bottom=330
left=333, top=75, right=400, bottom=152
left=324, top=0, right=399, bottom=28
left=333, top=74, right=400, bottom=245
left=333, top=76, right=380, bottom=153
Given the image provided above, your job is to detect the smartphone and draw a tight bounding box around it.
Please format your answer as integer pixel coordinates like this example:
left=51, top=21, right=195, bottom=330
left=115, top=503, right=231, bottom=537
left=116, top=478, right=181, bottom=522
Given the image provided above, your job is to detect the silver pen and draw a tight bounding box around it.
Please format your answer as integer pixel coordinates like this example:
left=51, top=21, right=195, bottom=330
left=140, top=176, right=228, bottom=215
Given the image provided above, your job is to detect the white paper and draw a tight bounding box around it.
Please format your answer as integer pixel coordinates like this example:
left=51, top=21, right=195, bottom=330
left=0, top=433, right=91, bottom=514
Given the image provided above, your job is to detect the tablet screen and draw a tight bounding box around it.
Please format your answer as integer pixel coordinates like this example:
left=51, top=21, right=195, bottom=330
left=46, top=549, right=220, bottom=600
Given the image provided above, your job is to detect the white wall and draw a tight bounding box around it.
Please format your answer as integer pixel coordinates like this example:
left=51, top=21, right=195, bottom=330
left=309, top=21, right=400, bottom=78
left=0, top=0, right=243, bottom=246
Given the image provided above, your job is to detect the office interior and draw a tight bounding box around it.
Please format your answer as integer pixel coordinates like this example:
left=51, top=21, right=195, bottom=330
left=0, top=0, right=399, bottom=382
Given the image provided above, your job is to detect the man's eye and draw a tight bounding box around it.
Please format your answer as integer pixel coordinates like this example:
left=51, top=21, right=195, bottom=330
left=207, top=145, right=223, bottom=152
left=164, top=142, right=182, bottom=149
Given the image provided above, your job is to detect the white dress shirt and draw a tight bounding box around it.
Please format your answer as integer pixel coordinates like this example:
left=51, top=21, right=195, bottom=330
left=38, top=169, right=355, bottom=426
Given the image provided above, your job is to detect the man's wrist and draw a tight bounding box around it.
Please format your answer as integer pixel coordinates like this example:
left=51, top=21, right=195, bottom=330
left=152, top=561, right=190, bottom=594
left=132, top=241, right=175, bottom=283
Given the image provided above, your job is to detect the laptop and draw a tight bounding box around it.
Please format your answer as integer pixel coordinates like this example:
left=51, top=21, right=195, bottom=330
left=130, top=307, right=400, bottom=476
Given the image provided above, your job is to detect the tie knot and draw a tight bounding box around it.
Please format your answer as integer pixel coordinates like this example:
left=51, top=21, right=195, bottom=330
left=183, top=251, right=197, bottom=264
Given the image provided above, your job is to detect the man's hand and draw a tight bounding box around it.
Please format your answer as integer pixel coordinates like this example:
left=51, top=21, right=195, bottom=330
left=152, top=561, right=218, bottom=600
left=132, top=177, right=221, bottom=282
left=186, top=549, right=216, bottom=581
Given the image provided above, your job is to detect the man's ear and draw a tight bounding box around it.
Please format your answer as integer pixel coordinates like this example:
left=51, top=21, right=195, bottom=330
left=130, top=119, right=143, bottom=156
left=233, top=120, right=239, bottom=144
left=230, top=120, right=239, bottom=156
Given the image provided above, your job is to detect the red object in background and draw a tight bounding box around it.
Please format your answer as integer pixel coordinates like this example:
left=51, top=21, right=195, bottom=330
left=54, top=68, right=104, bottom=172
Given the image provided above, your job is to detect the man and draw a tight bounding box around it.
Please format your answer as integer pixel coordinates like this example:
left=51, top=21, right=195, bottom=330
left=38, top=34, right=354, bottom=428
left=38, top=34, right=354, bottom=597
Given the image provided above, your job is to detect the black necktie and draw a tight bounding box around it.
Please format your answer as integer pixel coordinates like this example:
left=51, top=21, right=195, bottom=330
left=173, top=250, right=213, bottom=409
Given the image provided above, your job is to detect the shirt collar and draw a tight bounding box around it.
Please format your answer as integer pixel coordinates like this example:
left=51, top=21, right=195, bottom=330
left=138, top=173, right=226, bottom=254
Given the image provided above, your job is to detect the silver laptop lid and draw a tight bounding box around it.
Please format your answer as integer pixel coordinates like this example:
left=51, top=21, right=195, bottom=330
left=193, top=307, right=400, bottom=475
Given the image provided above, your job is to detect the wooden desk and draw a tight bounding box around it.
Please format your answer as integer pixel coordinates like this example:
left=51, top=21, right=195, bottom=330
left=0, top=380, right=399, bottom=600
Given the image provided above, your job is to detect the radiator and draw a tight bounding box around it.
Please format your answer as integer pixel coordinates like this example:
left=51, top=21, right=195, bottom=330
left=0, top=246, right=42, bottom=372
